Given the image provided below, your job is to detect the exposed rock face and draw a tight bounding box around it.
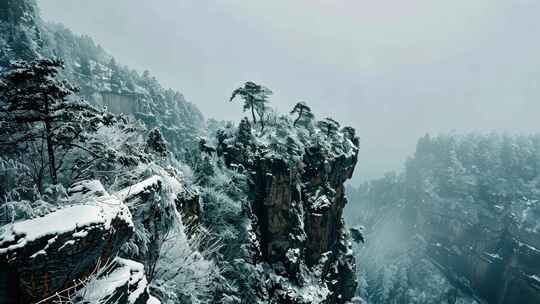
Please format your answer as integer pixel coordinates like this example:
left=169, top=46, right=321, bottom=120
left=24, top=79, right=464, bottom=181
left=0, top=181, right=133, bottom=303
left=349, top=186, right=540, bottom=304
left=419, top=204, right=540, bottom=304
left=219, top=121, right=360, bottom=303
left=177, top=185, right=203, bottom=223
left=251, top=147, right=357, bottom=267
left=96, top=92, right=144, bottom=115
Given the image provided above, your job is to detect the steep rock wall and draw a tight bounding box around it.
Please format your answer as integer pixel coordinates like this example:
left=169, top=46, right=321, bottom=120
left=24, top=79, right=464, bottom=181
left=418, top=204, right=540, bottom=304
left=218, top=120, right=360, bottom=303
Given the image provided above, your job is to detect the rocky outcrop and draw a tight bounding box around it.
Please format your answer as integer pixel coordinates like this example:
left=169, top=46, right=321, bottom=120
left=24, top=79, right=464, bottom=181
left=115, top=174, right=200, bottom=274
left=218, top=120, right=360, bottom=303
left=0, top=180, right=133, bottom=303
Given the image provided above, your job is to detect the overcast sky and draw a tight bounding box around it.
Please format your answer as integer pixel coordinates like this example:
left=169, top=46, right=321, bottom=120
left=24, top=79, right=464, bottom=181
left=38, top=0, right=540, bottom=182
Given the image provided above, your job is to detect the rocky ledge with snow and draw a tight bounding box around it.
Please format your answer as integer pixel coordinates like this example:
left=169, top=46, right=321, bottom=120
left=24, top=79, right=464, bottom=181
left=0, top=180, right=134, bottom=303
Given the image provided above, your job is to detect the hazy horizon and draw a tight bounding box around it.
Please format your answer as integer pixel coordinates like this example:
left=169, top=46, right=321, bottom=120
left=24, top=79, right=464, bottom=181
left=38, top=0, right=540, bottom=182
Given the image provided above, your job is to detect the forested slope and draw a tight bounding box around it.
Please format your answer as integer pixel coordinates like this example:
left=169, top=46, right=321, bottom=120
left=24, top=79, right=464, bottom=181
left=348, top=134, right=540, bottom=304
left=1, top=0, right=205, bottom=154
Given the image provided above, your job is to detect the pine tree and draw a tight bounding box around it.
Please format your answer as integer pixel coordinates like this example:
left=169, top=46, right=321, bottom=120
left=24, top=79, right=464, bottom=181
left=108, top=57, right=123, bottom=92
left=146, top=127, right=168, bottom=156
left=0, top=58, right=100, bottom=185
left=317, top=117, right=340, bottom=137
left=229, top=81, right=272, bottom=127
left=237, top=117, right=253, bottom=146
left=341, top=126, right=355, bottom=140
left=290, top=101, right=314, bottom=127
left=79, top=55, right=92, bottom=77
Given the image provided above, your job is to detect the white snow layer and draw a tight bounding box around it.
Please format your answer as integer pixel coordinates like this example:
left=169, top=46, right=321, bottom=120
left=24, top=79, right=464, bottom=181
left=115, top=175, right=162, bottom=201
left=147, top=296, right=161, bottom=304
left=0, top=187, right=133, bottom=255
left=79, top=258, right=150, bottom=304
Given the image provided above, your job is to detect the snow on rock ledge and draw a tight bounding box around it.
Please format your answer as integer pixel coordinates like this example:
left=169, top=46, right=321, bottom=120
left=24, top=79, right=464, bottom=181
left=0, top=180, right=134, bottom=303
left=115, top=174, right=201, bottom=223
left=115, top=175, right=163, bottom=202
left=74, top=257, right=158, bottom=304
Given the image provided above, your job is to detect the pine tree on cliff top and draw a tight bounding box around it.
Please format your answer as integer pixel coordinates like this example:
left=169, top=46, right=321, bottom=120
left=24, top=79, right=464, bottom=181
left=229, top=81, right=272, bottom=127
left=317, top=117, right=340, bottom=137
left=290, top=101, right=314, bottom=127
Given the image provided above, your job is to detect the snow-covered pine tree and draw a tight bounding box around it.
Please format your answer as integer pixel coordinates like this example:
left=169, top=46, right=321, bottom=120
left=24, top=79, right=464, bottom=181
left=317, top=117, right=340, bottom=137
left=0, top=58, right=100, bottom=187
left=229, top=81, right=272, bottom=128
left=108, top=57, right=123, bottom=92
left=290, top=101, right=314, bottom=128
left=146, top=127, right=168, bottom=157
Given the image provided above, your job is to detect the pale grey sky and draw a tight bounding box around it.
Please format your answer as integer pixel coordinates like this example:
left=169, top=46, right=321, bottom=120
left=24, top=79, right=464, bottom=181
left=38, top=0, right=540, bottom=182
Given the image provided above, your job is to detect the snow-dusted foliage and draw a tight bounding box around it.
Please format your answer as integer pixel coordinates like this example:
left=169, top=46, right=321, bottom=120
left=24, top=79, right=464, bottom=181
left=118, top=172, right=183, bottom=261
left=64, top=117, right=152, bottom=185
left=347, top=133, right=540, bottom=304
left=0, top=0, right=41, bottom=65
left=215, top=106, right=358, bottom=168
left=189, top=154, right=258, bottom=302
left=111, top=167, right=223, bottom=304
left=63, top=258, right=153, bottom=304
left=151, top=226, right=221, bottom=304
left=37, top=24, right=205, bottom=154
left=1, top=0, right=206, bottom=157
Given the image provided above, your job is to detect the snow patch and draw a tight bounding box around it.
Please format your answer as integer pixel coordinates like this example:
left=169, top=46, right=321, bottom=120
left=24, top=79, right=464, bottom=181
left=517, top=241, right=540, bottom=254
left=115, top=175, right=161, bottom=201
left=77, top=258, right=149, bottom=303
left=484, top=252, right=502, bottom=260
left=0, top=187, right=132, bottom=255
left=147, top=296, right=161, bottom=304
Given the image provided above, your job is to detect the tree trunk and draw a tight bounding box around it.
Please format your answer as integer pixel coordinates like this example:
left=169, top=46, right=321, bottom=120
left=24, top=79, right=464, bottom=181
left=293, top=108, right=304, bottom=127
left=45, top=121, right=57, bottom=184
left=250, top=104, right=257, bottom=124
left=44, top=101, right=57, bottom=184
left=260, top=112, right=265, bottom=132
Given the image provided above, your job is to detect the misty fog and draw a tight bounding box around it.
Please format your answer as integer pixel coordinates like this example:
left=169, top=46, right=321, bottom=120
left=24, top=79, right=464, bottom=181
left=38, top=0, right=540, bottom=182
